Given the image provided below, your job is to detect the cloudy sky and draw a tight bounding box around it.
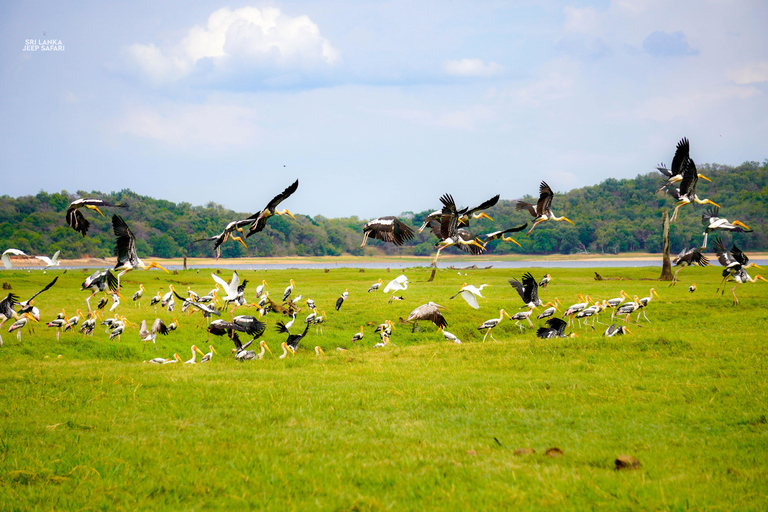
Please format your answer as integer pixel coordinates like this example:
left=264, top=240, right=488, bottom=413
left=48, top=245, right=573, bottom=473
left=1, top=1, right=766, bottom=218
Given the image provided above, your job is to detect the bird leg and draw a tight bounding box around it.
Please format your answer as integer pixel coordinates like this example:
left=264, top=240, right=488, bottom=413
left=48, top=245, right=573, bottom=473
left=359, top=231, right=370, bottom=248
left=701, top=232, right=708, bottom=251
left=482, top=329, right=490, bottom=342
left=731, top=284, right=740, bottom=305
left=671, top=267, right=683, bottom=286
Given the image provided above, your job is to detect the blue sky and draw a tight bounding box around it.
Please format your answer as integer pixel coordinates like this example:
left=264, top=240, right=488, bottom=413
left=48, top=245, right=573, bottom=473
left=2, top=1, right=767, bottom=218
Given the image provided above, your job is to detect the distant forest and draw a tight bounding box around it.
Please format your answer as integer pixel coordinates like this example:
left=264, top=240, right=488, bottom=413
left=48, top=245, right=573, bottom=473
left=2, top=160, right=767, bottom=260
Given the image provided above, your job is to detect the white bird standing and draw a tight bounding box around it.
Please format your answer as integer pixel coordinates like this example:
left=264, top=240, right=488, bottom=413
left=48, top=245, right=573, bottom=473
left=283, top=279, right=295, bottom=302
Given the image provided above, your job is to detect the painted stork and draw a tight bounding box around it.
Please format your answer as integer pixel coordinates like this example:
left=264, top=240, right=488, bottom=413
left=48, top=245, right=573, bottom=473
left=368, top=278, right=383, bottom=297
left=510, top=307, right=535, bottom=332
left=516, top=181, right=574, bottom=235
left=149, top=291, right=162, bottom=311
left=724, top=269, right=768, bottom=305
left=536, top=300, right=561, bottom=320
left=360, top=217, right=415, bottom=247
left=276, top=319, right=310, bottom=354
left=139, top=318, right=170, bottom=352
left=46, top=310, right=71, bottom=341
left=7, top=313, right=38, bottom=342
left=11, top=276, right=58, bottom=322
left=480, top=224, right=528, bottom=247
left=539, top=274, right=553, bottom=288
left=112, top=215, right=168, bottom=289
left=96, top=295, right=109, bottom=311
left=477, top=309, right=511, bottom=342
left=701, top=206, right=752, bottom=250
left=282, top=279, right=295, bottom=302
left=437, top=327, right=462, bottom=344
left=34, top=250, right=61, bottom=269
left=656, top=138, right=711, bottom=192
left=132, top=284, right=145, bottom=307
left=713, top=236, right=762, bottom=295
left=536, top=317, right=576, bottom=339
left=194, top=218, right=252, bottom=259
left=279, top=342, right=295, bottom=359
left=671, top=248, right=709, bottom=285
left=183, top=345, right=206, bottom=364
left=351, top=326, right=364, bottom=342
left=81, top=269, right=118, bottom=311
left=200, top=345, right=217, bottom=363
left=66, top=198, right=126, bottom=237
left=313, top=310, right=327, bottom=334
left=255, top=280, right=267, bottom=297
left=604, top=324, right=631, bottom=337
left=688, top=284, right=697, bottom=293
left=509, top=272, right=543, bottom=309
left=431, top=194, right=486, bottom=265
left=315, top=346, right=326, bottom=356
left=245, top=179, right=299, bottom=238
left=449, top=283, right=489, bottom=310
left=173, top=290, right=221, bottom=323
left=669, top=158, right=719, bottom=222
left=400, top=302, right=447, bottom=333
left=335, top=289, right=349, bottom=311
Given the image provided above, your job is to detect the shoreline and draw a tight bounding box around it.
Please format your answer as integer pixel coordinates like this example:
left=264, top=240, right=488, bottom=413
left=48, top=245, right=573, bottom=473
left=9, top=251, right=768, bottom=268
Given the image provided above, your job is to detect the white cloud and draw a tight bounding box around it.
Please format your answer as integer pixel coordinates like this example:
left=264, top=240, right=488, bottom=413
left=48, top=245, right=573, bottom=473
left=731, top=62, right=768, bottom=84
left=444, top=58, right=503, bottom=78
left=563, top=6, right=600, bottom=34
left=117, top=103, right=260, bottom=149
left=127, top=6, right=338, bottom=83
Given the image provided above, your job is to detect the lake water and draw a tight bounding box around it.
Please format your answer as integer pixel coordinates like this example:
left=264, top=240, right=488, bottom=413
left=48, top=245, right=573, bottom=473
left=9, top=259, right=768, bottom=271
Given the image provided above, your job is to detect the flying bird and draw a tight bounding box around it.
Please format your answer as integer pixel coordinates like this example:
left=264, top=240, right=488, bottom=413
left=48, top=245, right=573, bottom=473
left=276, top=319, right=310, bottom=354
left=536, top=317, right=576, bottom=339
left=509, top=272, right=543, bottom=309
left=81, top=269, right=118, bottom=311
left=245, top=179, right=299, bottom=238
left=669, top=158, right=719, bottom=222
left=431, top=194, right=486, bottom=265
left=34, top=250, right=61, bottom=269
left=139, top=318, right=170, bottom=352
left=656, top=138, right=711, bottom=192
left=2, top=249, right=29, bottom=269
left=700, top=206, right=752, bottom=250
left=193, top=218, right=252, bottom=259
left=449, top=283, right=489, bottom=310
left=65, top=198, right=126, bottom=237
left=516, top=181, right=574, bottom=235
left=670, top=248, right=709, bottom=285
left=480, top=224, right=528, bottom=247
left=360, top=217, right=415, bottom=247
left=112, top=215, right=168, bottom=289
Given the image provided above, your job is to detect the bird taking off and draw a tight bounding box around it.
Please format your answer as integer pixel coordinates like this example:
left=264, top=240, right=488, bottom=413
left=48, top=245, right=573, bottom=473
left=516, top=181, right=574, bottom=235
left=66, top=198, right=126, bottom=237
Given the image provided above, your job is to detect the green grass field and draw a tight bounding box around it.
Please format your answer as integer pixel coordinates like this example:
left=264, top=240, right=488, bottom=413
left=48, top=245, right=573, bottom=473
left=1, top=264, right=767, bottom=511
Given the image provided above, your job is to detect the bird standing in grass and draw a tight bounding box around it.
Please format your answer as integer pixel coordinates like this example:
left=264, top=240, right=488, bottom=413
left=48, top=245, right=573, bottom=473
left=200, top=345, right=217, bottom=363
left=604, top=324, right=631, bottom=337
left=477, top=309, right=511, bottom=342
left=336, top=289, right=349, bottom=311
left=132, top=284, right=145, bottom=308
left=400, top=302, right=447, bottom=333
left=368, top=279, right=383, bottom=300
left=437, top=327, right=462, bottom=344
left=351, top=326, right=364, bottom=342
left=183, top=345, right=206, bottom=364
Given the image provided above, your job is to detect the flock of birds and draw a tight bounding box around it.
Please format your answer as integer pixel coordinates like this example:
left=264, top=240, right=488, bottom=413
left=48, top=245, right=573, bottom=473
left=0, top=137, right=764, bottom=358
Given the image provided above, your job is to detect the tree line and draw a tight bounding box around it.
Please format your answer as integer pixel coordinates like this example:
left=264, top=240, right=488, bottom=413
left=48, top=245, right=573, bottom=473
left=1, top=160, right=766, bottom=260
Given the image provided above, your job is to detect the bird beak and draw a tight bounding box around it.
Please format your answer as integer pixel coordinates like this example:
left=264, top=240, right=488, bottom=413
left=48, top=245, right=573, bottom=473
left=479, top=212, right=493, bottom=221
left=707, top=200, right=721, bottom=208
left=698, top=174, right=712, bottom=182
left=653, top=291, right=661, bottom=298
left=265, top=344, right=273, bottom=356
left=211, top=346, right=218, bottom=354
left=195, top=346, right=205, bottom=356
left=753, top=264, right=763, bottom=270
left=625, top=327, right=632, bottom=334
left=503, top=236, right=522, bottom=247
left=281, top=210, right=297, bottom=220
left=93, top=206, right=105, bottom=217
left=563, top=218, right=575, bottom=225
left=288, top=346, right=296, bottom=356
left=732, top=220, right=750, bottom=229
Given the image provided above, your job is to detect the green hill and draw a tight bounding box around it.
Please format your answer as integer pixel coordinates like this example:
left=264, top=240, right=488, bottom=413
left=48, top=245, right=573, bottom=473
left=1, top=160, right=766, bottom=259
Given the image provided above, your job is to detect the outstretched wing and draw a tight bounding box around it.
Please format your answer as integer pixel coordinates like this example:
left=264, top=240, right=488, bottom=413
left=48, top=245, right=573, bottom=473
left=670, top=137, right=690, bottom=177
left=465, top=194, right=500, bottom=217
left=112, top=215, right=136, bottom=267
left=265, top=179, right=299, bottom=213
left=536, top=181, right=554, bottom=217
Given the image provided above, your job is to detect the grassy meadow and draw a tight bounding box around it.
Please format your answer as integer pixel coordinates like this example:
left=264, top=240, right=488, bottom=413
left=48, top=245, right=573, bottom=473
left=0, top=263, right=767, bottom=511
